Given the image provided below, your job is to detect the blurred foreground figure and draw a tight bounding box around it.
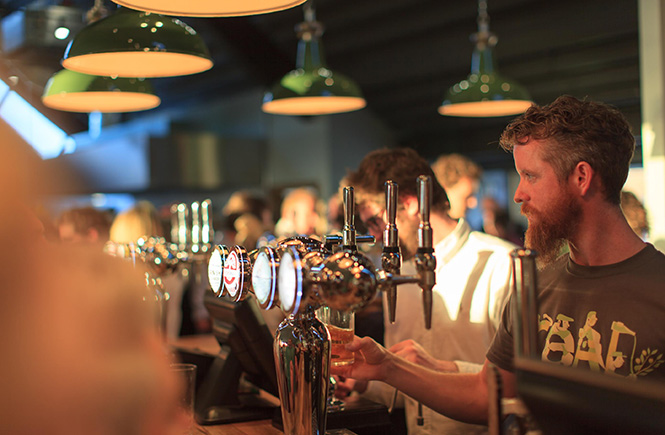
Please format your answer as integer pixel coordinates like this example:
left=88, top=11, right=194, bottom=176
left=0, top=230, right=184, bottom=435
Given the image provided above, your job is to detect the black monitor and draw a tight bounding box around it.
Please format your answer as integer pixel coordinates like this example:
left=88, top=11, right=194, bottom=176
left=194, top=292, right=279, bottom=425
left=514, top=356, right=665, bottom=434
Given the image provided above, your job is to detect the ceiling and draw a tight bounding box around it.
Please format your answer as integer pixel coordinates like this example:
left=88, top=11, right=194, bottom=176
left=0, top=0, right=641, bottom=167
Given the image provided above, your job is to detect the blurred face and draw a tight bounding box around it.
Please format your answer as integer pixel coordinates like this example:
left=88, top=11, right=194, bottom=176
left=357, top=197, right=419, bottom=259
left=513, top=139, right=581, bottom=268
left=445, top=176, right=479, bottom=219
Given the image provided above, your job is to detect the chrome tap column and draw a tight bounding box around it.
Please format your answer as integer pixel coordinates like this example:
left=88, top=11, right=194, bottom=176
left=274, top=241, right=330, bottom=435
left=274, top=307, right=330, bottom=435
left=510, top=249, right=539, bottom=359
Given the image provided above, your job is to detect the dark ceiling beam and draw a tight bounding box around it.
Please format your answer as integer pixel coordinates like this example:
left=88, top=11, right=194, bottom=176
left=189, top=16, right=295, bottom=87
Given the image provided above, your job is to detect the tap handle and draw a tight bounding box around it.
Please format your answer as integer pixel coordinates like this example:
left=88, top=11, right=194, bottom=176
left=342, top=186, right=357, bottom=249
left=384, top=180, right=399, bottom=248
left=417, top=175, right=433, bottom=249
left=382, top=180, right=400, bottom=323
left=416, top=175, right=435, bottom=329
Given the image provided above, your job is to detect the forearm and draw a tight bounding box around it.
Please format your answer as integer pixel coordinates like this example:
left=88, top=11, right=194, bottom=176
left=381, top=354, right=490, bottom=424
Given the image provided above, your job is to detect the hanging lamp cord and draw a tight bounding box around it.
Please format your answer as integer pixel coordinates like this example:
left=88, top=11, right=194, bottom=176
left=86, top=0, right=109, bottom=24
left=472, top=0, right=497, bottom=49
left=297, top=1, right=323, bottom=40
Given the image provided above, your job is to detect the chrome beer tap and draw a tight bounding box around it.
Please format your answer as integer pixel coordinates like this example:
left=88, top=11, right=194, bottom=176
left=317, top=186, right=378, bottom=313
left=374, top=176, right=437, bottom=329
left=382, top=180, right=401, bottom=323
left=415, top=175, right=436, bottom=330
left=205, top=235, right=331, bottom=435
left=323, top=186, right=376, bottom=254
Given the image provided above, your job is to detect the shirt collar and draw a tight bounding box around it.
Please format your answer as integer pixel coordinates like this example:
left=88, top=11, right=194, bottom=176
left=435, top=218, right=472, bottom=264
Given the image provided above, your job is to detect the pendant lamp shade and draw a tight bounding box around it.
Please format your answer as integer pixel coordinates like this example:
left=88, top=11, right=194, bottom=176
left=439, top=0, right=532, bottom=117
left=62, top=8, right=212, bottom=78
left=111, top=0, right=307, bottom=17
left=42, top=69, right=160, bottom=113
left=262, top=6, right=366, bottom=116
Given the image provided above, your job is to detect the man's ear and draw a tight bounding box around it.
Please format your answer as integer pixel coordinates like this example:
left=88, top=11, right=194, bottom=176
left=571, top=161, right=595, bottom=196
left=402, top=195, right=420, bottom=217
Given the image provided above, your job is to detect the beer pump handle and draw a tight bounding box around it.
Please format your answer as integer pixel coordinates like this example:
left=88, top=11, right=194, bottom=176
left=342, top=186, right=357, bottom=249
left=417, top=176, right=433, bottom=249
left=416, top=176, right=436, bottom=330
left=325, top=186, right=375, bottom=250
left=382, top=180, right=401, bottom=323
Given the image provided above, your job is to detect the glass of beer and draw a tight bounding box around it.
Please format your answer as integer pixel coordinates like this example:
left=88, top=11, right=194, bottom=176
left=317, top=306, right=355, bottom=366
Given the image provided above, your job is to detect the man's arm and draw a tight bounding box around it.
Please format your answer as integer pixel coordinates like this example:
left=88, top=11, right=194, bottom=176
left=332, top=336, right=516, bottom=425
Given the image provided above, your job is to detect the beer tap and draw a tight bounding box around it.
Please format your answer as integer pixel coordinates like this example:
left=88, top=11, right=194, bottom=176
left=374, top=176, right=437, bottom=329
left=323, top=186, right=375, bottom=253
left=318, top=187, right=377, bottom=313
left=415, top=175, right=436, bottom=330
left=382, top=180, right=401, bottom=323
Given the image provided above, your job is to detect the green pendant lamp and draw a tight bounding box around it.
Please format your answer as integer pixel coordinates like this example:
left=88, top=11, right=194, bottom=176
left=439, top=0, right=532, bottom=117
left=62, top=7, right=212, bottom=78
left=42, top=69, right=160, bottom=113
left=111, top=0, right=306, bottom=17
left=262, top=2, right=366, bottom=116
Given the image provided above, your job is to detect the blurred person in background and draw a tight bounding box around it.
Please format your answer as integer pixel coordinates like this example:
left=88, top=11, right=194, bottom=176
left=621, top=190, right=649, bottom=241
left=431, top=153, right=482, bottom=220
left=481, top=197, right=525, bottom=247
left=274, top=187, right=325, bottom=239
left=109, top=201, right=206, bottom=339
left=220, top=190, right=275, bottom=248
left=109, top=200, right=164, bottom=244
left=57, top=206, right=113, bottom=246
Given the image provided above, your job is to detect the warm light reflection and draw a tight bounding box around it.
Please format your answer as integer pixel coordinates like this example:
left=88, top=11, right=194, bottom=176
left=42, top=92, right=161, bottom=113
left=438, top=100, right=533, bottom=117
left=62, top=52, right=213, bottom=78
left=262, top=96, right=367, bottom=115
left=111, top=0, right=307, bottom=17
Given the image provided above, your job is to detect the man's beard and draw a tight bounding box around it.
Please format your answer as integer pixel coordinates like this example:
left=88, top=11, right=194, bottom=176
left=522, top=192, right=582, bottom=270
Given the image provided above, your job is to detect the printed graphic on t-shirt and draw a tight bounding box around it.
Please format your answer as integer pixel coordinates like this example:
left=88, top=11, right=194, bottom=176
left=539, top=310, right=664, bottom=378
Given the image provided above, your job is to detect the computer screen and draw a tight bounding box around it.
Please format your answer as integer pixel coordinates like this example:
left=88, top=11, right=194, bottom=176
left=195, top=292, right=279, bottom=425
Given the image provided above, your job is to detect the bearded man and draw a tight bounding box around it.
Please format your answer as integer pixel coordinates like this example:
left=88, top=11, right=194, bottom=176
left=331, top=96, right=665, bottom=430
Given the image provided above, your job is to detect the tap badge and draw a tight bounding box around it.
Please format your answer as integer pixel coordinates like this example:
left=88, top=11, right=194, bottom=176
left=208, top=249, right=223, bottom=295
left=223, top=250, right=241, bottom=297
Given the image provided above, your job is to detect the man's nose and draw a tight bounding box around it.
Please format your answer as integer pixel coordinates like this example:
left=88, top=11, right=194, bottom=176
left=514, top=182, right=527, bottom=204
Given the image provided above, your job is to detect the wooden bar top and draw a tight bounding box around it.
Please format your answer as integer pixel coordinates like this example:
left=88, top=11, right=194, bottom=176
left=198, top=419, right=281, bottom=435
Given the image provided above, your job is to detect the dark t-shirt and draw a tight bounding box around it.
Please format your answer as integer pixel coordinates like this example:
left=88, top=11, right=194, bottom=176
left=487, top=244, right=665, bottom=380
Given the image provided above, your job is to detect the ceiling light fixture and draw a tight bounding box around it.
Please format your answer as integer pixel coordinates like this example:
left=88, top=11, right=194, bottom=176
left=262, top=1, right=366, bottom=116
left=110, top=0, right=307, bottom=17
left=438, top=0, right=532, bottom=117
left=62, top=6, right=212, bottom=78
left=42, top=69, right=160, bottom=113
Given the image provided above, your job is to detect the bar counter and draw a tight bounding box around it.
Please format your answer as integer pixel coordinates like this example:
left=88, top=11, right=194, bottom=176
left=198, top=419, right=281, bottom=435
left=169, top=334, right=282, bottom=434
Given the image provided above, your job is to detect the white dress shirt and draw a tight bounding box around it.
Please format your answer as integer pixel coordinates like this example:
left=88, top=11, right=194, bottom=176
left=364, top=219, right=516, bottom=434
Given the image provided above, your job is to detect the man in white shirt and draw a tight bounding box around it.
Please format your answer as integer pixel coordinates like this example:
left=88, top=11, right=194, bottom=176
left=339, top=148, right=516, bottom=434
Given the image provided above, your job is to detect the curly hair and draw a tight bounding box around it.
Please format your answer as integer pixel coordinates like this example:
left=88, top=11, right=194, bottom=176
left=345, top=148, right=450, bottom=212
left=431, top=153, right=483, bottom=188
left=499, top=95, right=635, bottom=205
